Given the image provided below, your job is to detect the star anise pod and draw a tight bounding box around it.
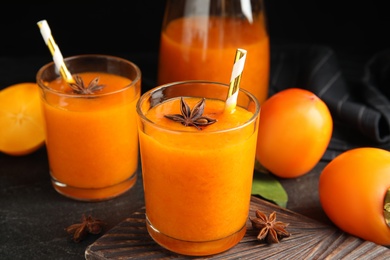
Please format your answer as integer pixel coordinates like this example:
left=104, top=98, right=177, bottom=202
left=68, top=75, right=105, bottom=94
left=164, top=97, right=217, bottom=130
left=249, top=210, right=290, bottom=243
left=65, top=214, right=106, bottom=243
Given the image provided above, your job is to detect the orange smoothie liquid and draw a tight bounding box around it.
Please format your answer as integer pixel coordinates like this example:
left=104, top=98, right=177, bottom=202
left=139, top=97, right=258, bottom=255
left=42, top=72, right=140, bottom=200
left=157, top=16, right=270, bottom=104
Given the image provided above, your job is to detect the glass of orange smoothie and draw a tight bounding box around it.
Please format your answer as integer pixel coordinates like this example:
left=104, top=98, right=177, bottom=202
left=157, top=0, right=270, bottom=105
left=136, top=81, right=260, bottom=256
left=36, top=54, right=141, bottom=201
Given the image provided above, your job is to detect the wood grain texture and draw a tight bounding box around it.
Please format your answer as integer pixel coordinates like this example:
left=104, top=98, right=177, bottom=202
left=85, top=196, right=390, bottom=259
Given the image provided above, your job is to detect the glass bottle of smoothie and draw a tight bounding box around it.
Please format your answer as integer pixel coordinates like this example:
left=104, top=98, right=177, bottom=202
left=157, top=0, right=270, bottom=105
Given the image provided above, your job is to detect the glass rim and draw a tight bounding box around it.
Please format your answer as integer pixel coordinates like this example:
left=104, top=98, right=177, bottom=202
left=136, top=80, right=260, bottom=134
left=36, top=54, right=141, bottom=98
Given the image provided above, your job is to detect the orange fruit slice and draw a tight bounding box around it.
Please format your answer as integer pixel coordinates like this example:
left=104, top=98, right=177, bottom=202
left=0, top=83, right=45, bottom=156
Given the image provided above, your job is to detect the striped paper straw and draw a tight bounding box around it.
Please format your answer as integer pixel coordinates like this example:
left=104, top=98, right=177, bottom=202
left=225, top=48, right=247, bottom=112
left=37, top=20, right=74, bottom=83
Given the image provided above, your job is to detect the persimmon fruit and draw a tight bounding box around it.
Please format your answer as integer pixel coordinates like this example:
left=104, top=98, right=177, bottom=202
left=256, top=88, right=333, bottom=178
left=319, top=147, right=390, bottom=246
left=0, top=83, right=45, bottom=156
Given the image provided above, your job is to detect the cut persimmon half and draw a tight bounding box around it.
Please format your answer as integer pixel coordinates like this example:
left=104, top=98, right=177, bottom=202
left=0, top=83, right=45, bottom=156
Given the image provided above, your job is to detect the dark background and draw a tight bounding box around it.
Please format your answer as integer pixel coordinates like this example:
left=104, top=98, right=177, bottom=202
left=1, top=3, right=390, bottom=258
left=1, top=1, right=389, bottom=91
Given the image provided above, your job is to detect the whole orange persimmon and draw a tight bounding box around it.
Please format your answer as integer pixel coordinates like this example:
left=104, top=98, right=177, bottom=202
left=256, top=88, right=333, bottom=178
left=319, top=147, right=390, bottom=246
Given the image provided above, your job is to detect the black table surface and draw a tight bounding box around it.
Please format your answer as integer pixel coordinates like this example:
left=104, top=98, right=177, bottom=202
left=0, top=136, right=330, bottom=260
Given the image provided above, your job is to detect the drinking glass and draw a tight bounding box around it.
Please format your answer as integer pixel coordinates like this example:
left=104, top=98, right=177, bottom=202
left=157, top=0, right=270, bottom=105
left=36, top=54, right=141, bottom=201
left=136, top=80, right=260, bottom=256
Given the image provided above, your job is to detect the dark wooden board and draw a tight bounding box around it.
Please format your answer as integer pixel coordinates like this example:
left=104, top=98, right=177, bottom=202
left=85, top=196, right=390, bottom=259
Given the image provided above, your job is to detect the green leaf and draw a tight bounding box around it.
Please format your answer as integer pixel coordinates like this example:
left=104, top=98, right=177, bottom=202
left=251, top=162, right=288, bottom=208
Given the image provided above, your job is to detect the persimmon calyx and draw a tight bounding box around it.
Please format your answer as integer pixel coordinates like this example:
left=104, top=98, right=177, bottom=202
left=384, top=188, right=390, bottom=228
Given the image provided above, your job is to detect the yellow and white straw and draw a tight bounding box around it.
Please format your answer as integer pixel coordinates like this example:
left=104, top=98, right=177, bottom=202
left=37, top=20, right=74, bottom=83
left=225, top=48, right=247, bottom=112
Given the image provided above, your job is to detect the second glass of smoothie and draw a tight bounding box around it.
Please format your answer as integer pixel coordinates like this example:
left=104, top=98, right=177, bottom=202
left=136, top=81, right=260, bottom=256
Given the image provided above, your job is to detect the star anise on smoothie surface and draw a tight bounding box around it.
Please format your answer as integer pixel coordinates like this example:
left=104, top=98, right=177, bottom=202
left=164, top=97, right=217, bottom=130
left=65, top=214, right=106, bottom=243
left=249, top=210, right=290, bottom=243
left=68, top=75, right=105, bottom=94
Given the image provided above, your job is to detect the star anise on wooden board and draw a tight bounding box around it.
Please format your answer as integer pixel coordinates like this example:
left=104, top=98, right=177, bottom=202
left=69, top=75, right=105, bottom=94
left=249, top=210, right=290, bottom=243
left=65, top=214, right=106, bottom=242
left=164, top=97, right=217, bottom=130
